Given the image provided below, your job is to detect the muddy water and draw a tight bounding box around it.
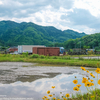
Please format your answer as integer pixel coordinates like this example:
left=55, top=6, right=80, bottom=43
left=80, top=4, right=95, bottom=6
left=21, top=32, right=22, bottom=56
left=0, top=62, right=98, bottom=100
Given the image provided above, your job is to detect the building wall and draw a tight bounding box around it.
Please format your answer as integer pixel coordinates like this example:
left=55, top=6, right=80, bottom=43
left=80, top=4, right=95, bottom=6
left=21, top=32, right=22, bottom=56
left=33, top=47, right=38, bottom=54
left=9, top=48, right=18, bottom=52
left=18, top=45, right=45, bottom=53
left=33, top=47, right=60, bottom=56
left=37, top=48, right=45, bottom=55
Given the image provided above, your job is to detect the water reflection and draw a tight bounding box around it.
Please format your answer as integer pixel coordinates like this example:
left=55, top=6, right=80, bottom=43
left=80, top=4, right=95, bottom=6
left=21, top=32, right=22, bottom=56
left=0, top=62, right=98, bottom=100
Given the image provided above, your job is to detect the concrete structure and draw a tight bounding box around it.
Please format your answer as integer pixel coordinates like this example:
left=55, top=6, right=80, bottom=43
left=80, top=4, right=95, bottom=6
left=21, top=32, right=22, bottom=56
left=33, top=47, right=60, bottom=56
left=18, top=45, right=45, bottom=54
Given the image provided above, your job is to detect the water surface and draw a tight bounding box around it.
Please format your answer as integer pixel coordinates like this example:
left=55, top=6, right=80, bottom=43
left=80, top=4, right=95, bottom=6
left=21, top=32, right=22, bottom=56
left=0, top=62, right=98, bottom=100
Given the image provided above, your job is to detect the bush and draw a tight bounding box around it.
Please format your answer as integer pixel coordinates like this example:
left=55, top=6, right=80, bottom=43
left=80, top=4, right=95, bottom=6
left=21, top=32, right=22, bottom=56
left=51, top=56, right=58, bottom=59
left=39, top=55, right=45, bottom=59
left=22, top=52, right=29, bottom=57
left=46, top=55, right=50, bottom=59
left=30, top=54, right=39, bottom=58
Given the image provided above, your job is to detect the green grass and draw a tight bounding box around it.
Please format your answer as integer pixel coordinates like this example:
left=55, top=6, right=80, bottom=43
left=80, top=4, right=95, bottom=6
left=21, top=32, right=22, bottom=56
left=0, top=54, right=100, bottom=67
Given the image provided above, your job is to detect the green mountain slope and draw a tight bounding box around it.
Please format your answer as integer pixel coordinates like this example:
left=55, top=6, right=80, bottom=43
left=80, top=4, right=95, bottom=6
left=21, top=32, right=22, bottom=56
left=0, top=20, right=86, bottom=46
left=64, top=33, right=100, bottom=49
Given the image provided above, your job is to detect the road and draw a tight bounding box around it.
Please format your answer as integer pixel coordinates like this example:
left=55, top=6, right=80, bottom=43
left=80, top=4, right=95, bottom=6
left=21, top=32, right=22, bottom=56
left=72, top=56, right=100, bottom=59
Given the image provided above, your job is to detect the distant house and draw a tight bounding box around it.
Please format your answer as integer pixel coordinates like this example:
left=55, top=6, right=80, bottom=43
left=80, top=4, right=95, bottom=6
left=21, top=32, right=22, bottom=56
left=7, top=47, right=18, bottom=53
left=86, top=49, right=95, bottom=52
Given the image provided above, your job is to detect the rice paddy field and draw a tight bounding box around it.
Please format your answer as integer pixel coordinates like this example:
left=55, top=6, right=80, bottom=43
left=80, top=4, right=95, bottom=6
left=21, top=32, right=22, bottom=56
left=0, top=54, right=100, bottom=100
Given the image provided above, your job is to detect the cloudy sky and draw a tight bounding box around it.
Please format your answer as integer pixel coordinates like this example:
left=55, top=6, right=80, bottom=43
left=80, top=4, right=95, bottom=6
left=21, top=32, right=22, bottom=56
left=0, top=0, right=100, bottom=34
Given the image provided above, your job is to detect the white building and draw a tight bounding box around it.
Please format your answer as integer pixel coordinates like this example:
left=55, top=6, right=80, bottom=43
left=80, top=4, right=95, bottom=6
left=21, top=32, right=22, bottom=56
left=18, top=45, right=46, bottom=54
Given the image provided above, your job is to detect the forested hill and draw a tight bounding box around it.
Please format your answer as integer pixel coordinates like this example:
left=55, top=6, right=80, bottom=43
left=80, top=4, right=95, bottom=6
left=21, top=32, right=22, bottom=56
left=0, top=20, right=86, bottom=46
left=64, top=33, right=100, bottom=50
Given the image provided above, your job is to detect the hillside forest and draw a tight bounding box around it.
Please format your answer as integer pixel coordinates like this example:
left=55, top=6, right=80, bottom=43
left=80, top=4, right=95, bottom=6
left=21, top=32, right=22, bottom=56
left=0, top=21, right=86, bottom=47
left=0, top=20, right=100, bottom=50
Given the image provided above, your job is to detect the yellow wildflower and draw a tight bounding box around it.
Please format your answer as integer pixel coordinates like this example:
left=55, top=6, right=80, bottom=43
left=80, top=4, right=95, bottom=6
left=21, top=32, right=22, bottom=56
left=65, top=93, right=70, bottom=97
left=73, top=87, right=79, bottom=91
left=82, top=78, right=88, bottom=83
left=95, top=68, right=100, bottom=74
left=52, top=86, right=55, bottom=89
left=90, top=79, right=94, bottom=82
left=91, top=83, right=94, bottom=86
left=86, top=70, right=89, bottom=73
left=76, top=84, right=81, bottom=88
left=47, top=90, right=50, bottom=94
left=73, top=80, right=78, bottom=84
left=90, top=73, right=94, bottom=77
left=81, top=67, right=86, bottom=71
left=42, top=97, right=45, bottom=100
left=44, top=96, right=48, bottom=98
left=53, top=97, right=56, bottom=100
left=82, top=80, right=87, bottom=83
left=98, top=79, right=100, bottom=85
left=83, top=77, right=88, bottom=81
left=85, top=81, right=91, bottom=87
left=49, top=94, right=53, bottom=97
left=63, top=98, right=67, bottom=100
left=92, top=75, right=95, bottom=78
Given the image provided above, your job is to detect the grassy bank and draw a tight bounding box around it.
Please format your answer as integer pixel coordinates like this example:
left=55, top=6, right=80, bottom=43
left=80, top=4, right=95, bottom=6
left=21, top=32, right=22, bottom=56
left=0, top=54, right=100, bottom=67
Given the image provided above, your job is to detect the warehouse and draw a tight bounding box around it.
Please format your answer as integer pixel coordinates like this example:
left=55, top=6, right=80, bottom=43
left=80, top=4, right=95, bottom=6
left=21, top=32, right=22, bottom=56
left=18, top=45, right=45, bottom=54
left=33, top=47, right=60, bottom=56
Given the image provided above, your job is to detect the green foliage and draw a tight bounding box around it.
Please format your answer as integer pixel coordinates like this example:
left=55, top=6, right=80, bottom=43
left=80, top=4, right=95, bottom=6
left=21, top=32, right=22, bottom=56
left=22, top=52, right=29, bottom=57
left=51, top=56, right=58, bottom=59
left=70, top=49, right=73, bottom=52
left=30, top=54, right=39, bottom=58
left=0, top=21, right=86, bottom=46
left=83, top=45, right=90, bottom=49
left=64, top=33, right=100, bottom=50
left=39, top=55, right=45, bottom=59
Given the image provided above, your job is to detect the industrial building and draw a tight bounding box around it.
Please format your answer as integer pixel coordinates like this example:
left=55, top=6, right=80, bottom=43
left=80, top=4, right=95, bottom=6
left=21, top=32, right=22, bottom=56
left=33, top=47, right=60, bottom=56
left=18, top=45, right=45, bottom=54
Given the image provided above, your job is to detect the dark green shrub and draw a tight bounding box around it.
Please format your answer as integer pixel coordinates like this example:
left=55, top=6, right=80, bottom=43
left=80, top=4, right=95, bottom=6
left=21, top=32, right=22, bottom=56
left=30, top=54, right=39, bottom=58
left=40, top=55, right=45, bottom=59
left=51, top=56, right=58, bottom=59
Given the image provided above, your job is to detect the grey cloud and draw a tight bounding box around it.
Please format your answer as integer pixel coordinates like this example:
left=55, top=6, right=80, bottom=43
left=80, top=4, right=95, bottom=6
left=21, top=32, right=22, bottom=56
left=60, top=0, right=74, bottom=9
left=0, top=0, right=74, bottom=18
left=18, top=0, right=74, bottom=9
left=50, top=0, right=74, bottom=9
left=0, top=0, right=49, bottom=18
left=35, top=17, right=42, bottom=22
left=61, top=8, right=100, bottom=30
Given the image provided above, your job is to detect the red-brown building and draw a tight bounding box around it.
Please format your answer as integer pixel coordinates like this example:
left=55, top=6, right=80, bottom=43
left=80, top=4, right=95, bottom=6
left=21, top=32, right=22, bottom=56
left=8, top=47, right=18, bottom=53
left=33, top=47, right=60, bottom=56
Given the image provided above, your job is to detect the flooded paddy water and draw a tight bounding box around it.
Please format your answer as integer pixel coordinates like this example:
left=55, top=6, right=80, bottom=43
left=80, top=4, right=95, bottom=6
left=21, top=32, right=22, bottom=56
left=0, top=62, right=99, bottom=100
